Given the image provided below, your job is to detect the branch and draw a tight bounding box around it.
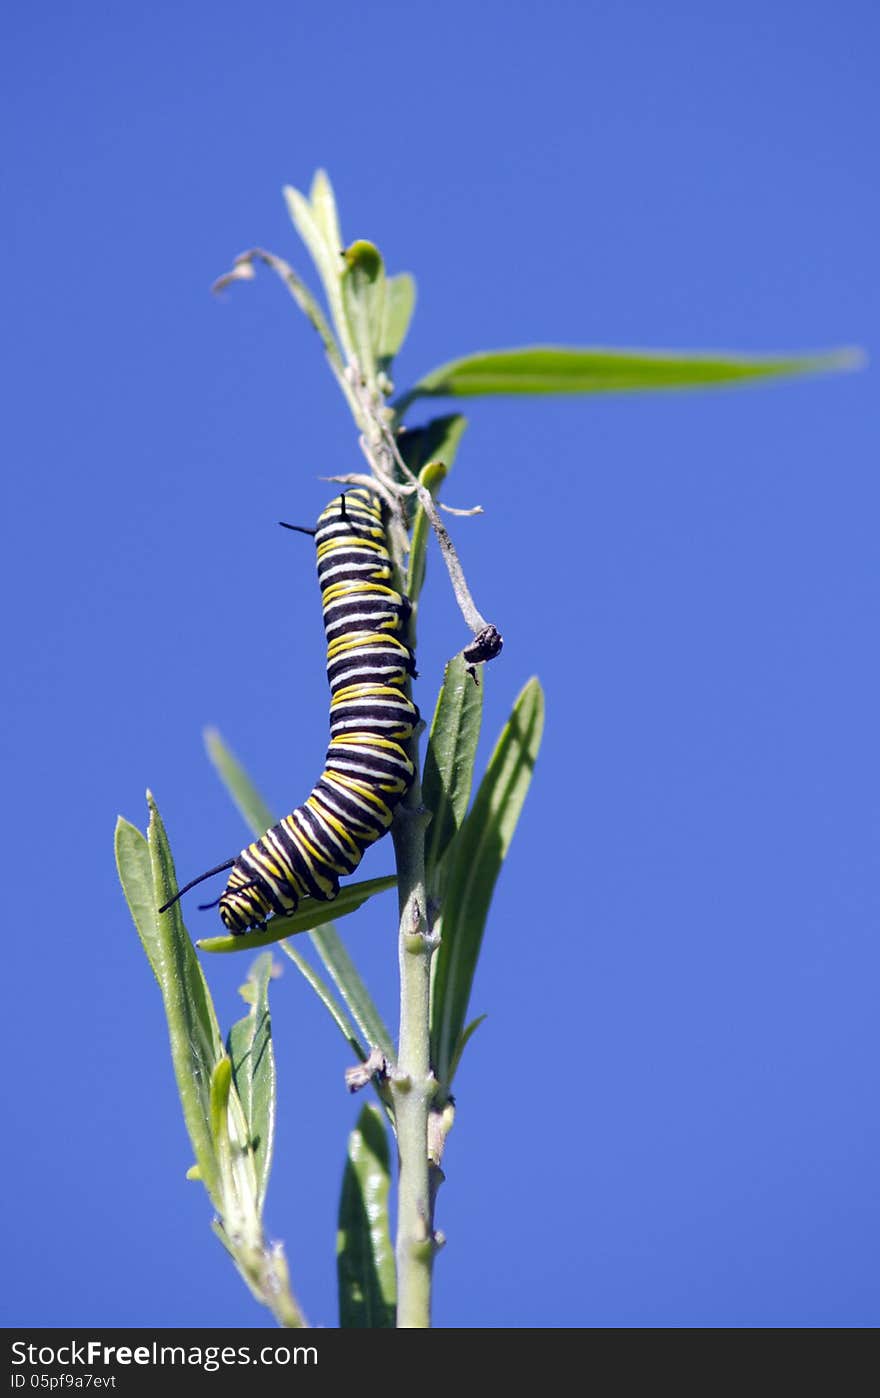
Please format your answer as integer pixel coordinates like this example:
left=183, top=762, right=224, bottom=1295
left=354, top=380, right=503, bottom=654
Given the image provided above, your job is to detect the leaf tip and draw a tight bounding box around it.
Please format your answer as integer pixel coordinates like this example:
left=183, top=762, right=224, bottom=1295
left=517, top=676, right=546, bottom=718
left=145, top=791, right=162, bottom=832
left=282, top=183, right=308, bottom=221
left=826, top=345, right=867, bottom=373
left=310, top=167, right=333, bottom=199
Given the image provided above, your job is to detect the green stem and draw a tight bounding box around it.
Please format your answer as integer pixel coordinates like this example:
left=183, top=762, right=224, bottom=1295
left=385, top=452, right=439, bottom=1329
left=351, top=388, right=441, bottom=1326
left=217, top=1229, right=308, bottom=1328
left=390, top=769, right=436, bottom=1328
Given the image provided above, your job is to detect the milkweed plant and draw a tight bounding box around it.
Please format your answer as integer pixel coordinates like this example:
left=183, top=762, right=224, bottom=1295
left=115, top=170, right=857, bottom=1328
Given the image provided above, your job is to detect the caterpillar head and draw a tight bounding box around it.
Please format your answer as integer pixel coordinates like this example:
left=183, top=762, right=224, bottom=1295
left=219, top=880, right=270, bottom=934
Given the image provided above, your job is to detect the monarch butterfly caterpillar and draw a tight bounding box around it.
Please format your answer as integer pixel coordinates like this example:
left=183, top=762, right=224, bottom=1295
left=160, top=487, right=418, bottom=934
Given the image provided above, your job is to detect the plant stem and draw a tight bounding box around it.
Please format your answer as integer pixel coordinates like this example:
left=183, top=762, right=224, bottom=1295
left=390, top=769, right=436, bottom=1328
left=220, top=1231, right=308, bottom=1328
left=358, top=380, right=484, bottom=1327
left=384, top=465, right=438, bottom=1329
left=369, top=395, right=493, bottom=640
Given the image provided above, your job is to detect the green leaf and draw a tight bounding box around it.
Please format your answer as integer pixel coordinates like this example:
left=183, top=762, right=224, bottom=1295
left=197, top=874, right=397, bottom=953
left=337, top=1104, right=396, bottom=1328
left=308, top=922, right=395, bottom=1061
left=423, top=653, right=484, bottom=886
left=430, top=679, right=545, bottom=1090
left=227, top=952, right=276, bottom=1216
left=341, top=239, right=385, bottom=386
left=396, top=344, right=864, bottom=412
left=309, top=169, right=343, bottom=266
left=378, top=273, right=416, bottom=365
left=115, top=797, right=225, bottom=1208
left=203, top=728, right=394, bottom=1058
left=284, top=181, right=353, bottom=362
left=115, top=815, right=163, bottom=985
left=209, top=1055, right=234, bottom=1169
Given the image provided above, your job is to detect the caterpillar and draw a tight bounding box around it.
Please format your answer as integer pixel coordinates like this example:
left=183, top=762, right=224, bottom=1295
left=160, top=487, right=418, bottom=933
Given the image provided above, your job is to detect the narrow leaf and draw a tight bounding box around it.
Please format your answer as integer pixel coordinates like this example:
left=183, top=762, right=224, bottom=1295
left=227, top=952, right=277, bottom=1215
left=115, top=799, right=225, bottom=1207
left=209, top=1056, right=234, bottom=1161
left=115, top=816, right=162, bottom=984
left=337, top=1104, right=396, bottom=1328
left=284, top=183, right=353, bottom=361
left=208, top=1056, right=263, bottom=1260
left=341, top=239, right=385, bottom=386
left=203, top=728, right=393, bottom=1056
left=309, top=169, right=343, bottom=265
left=423, top=653, right=484, bottom=884
left=378, top=273, right=416, bottom=365
left=313, top=925, right=395, bottom=1062
left=430, top=680, right=545, bottom=1089
left=396, top=344, right=863, bottom=412
left=197, top=875, right=396, bottom=952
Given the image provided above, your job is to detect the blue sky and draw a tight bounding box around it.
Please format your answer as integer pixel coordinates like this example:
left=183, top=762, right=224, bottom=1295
left=3, top=0, right=877, bottom=1328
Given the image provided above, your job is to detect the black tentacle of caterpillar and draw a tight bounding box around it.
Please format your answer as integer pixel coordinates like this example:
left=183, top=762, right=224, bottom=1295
left=159, top=488, right=419, bottom=934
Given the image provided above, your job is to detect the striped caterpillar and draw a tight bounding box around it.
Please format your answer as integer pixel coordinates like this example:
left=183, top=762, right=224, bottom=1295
left=161, top=488, right=418, bottom=933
